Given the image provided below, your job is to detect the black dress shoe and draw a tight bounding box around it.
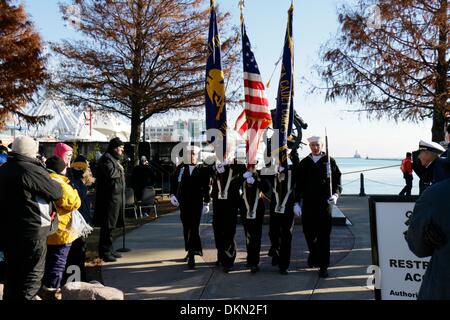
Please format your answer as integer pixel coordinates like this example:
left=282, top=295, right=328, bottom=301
left=112, top=251, right=122, bottom=258
left=279, top=269, right=289, bottom=275
left=188, top=255, right=195, bottom=269
left=100, top=253, right=117, bottom=262
left=223, top=266, right=232, bottom=273
left=250, top=265, right=260, bottom=274
left=319, top=267, right=329, bottom=278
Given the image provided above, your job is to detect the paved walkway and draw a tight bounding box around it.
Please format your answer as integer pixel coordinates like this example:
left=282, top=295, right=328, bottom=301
left=102, top=196, right=374, bottom=300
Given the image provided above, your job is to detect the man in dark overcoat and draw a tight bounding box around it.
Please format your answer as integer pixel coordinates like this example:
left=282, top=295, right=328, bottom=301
left=94, top=137, right=126, bottom=262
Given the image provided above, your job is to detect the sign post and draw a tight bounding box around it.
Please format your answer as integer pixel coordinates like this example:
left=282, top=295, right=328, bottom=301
left=369, top=196, right=430, bottom=300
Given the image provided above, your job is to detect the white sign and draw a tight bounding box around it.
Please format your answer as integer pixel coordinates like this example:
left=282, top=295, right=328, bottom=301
left=375, top=202, right=430, bottom=300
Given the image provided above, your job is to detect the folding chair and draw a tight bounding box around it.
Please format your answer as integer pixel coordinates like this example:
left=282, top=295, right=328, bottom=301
left=138, top=186, right=157, bottom=218
left=125, top=187, right=138, bottom=219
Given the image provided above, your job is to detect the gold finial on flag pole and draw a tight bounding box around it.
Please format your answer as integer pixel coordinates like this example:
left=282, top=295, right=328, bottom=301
left=239, top=0, right=245, bottom=25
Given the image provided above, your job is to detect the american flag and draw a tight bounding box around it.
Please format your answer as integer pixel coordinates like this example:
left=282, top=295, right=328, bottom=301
left=234, top=24, right=272, bottom=165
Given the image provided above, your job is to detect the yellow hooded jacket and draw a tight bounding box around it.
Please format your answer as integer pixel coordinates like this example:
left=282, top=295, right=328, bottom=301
left=47, top=172, right=81, bottom=245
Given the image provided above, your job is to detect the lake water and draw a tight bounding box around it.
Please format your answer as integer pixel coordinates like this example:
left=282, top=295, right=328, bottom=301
left=335, top=157, right=419, bottom=195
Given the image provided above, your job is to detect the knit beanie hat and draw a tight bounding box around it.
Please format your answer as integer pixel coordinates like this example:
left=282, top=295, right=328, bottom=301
left=72, top=154, right=89, bottom=171
left=46, top=156, right=67, bottom=174
left=108, top=137, right=124, bottom=151
left=54, top=143, right=73, bottom=163
left=12, top=136, right=39, bottom=158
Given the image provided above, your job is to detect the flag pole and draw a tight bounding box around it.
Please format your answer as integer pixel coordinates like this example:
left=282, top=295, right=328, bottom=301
left=239, top=0, right=245, bottom=26
left=325, top=128, right=333, bottom=200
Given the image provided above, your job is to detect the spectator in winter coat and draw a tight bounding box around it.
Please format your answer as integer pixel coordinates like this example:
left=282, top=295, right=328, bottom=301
left=40, top=156, right=81, bottom=299
left=62, top=155, right=94, bottom=284
left=54, top=142, right=73, bottom=168
left=93, top=138, right=126, bottom=262
left=399, top=152, right=413, bottom=196
left=0, top=136, right=62, bottom=300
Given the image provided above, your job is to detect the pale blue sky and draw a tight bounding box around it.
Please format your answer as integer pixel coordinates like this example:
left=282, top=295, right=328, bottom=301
left=23, top=0, right=433, bottom=158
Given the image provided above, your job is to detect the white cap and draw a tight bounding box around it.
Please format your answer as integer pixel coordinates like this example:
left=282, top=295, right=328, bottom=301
left=307, top=136, right=324, bottom=144
left=418, top=140, right=445, bottom=154
left=12, top=136, right=39, bottom=158
left=186, top=145, right=200, bottom=153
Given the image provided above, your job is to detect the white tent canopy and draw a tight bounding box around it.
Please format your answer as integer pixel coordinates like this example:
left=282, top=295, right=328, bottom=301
left=27, top=97, right=130, bottom=142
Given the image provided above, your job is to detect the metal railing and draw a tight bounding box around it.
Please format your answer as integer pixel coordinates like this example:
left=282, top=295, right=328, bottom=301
left=341, top=164, right=401, bottom=196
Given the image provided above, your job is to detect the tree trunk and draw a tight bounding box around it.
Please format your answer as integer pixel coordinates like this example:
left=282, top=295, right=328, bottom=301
left=432, top=0, right=449, bottom=143
left=431, top=107, right=445, bottom=142
left=130, top=107, right=141, bottom=166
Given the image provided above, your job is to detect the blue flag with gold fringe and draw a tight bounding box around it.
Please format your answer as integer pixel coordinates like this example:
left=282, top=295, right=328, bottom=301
left=205, top=0, right=227, bottom=159
left=274, top=3, right=294, bottom=170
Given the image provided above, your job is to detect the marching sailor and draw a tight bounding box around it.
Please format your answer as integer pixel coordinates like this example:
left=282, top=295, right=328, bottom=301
left=294, top=136, right=342, bottom=278
left=239, top=165, right=271, bottom=273
left=210, top=157, right=246, bottom=272
left=170, top=145, right=211, bottom=269
left=268, top=150, right=299, bottom=275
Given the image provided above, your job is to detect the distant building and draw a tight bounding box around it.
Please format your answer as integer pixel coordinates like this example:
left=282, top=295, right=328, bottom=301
left=147, top=125, right=175, bottom=142
left=146, top=119, right=206, bottom=142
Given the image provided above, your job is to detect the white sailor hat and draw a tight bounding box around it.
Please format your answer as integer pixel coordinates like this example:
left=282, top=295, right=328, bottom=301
left=417, top=140, right=445, bottom=154
left=186, top=145, right=201, bottom=153
left=307, top=136, right=324, bottom=144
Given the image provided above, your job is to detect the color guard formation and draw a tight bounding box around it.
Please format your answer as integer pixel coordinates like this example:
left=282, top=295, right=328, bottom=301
left=170, top=135, right=342, bottom=278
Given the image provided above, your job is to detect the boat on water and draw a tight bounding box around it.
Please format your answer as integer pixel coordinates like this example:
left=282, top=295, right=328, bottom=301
left=354, top=150, right=361, bottom=158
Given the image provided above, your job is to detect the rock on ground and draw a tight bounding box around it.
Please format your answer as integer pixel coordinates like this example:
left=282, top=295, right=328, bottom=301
left=61, top=281, right=124, bottom=300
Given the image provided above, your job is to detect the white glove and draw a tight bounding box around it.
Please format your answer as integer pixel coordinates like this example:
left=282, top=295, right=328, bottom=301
left=243, top=171, right=253, bottom=179
left=215, top=162, right=225, bottom=174
left=327, top=194, right=338, bottom=205
left=294, top=202, right=302, bottom=217
left=246, top=177, right=255, bottom=185
left=278, top=166, right=285, bottom=173
left=170, top=195, right=179, bottom=207
left=202, top=203, right=210, bottom=215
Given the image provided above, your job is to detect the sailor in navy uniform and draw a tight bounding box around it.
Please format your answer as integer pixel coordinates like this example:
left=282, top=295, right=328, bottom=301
left=239, top=165, right=271, bottom=273
left=294, top=136, right=342, bottom=278
left=267, top=151, right=299, bottom=275
left=412, top=140, right=449, bottom=194
left=170, top=145, right=211, bottom=269
left=210, top=158, right=246, bottom=272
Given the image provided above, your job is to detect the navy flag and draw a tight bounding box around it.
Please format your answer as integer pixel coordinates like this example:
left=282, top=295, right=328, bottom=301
left=205, top=0, right=227, bottom=159
left=274, top=3, right=294, bottom=170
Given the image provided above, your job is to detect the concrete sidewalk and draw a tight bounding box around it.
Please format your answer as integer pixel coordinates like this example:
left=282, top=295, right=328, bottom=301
left=102, top=196, right=374, bottom=300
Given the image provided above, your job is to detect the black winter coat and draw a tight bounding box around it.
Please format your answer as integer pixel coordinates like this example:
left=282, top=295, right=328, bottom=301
left=0, top=153, right=63, bottom=241
left=93, top=152, right=125, bottom=228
